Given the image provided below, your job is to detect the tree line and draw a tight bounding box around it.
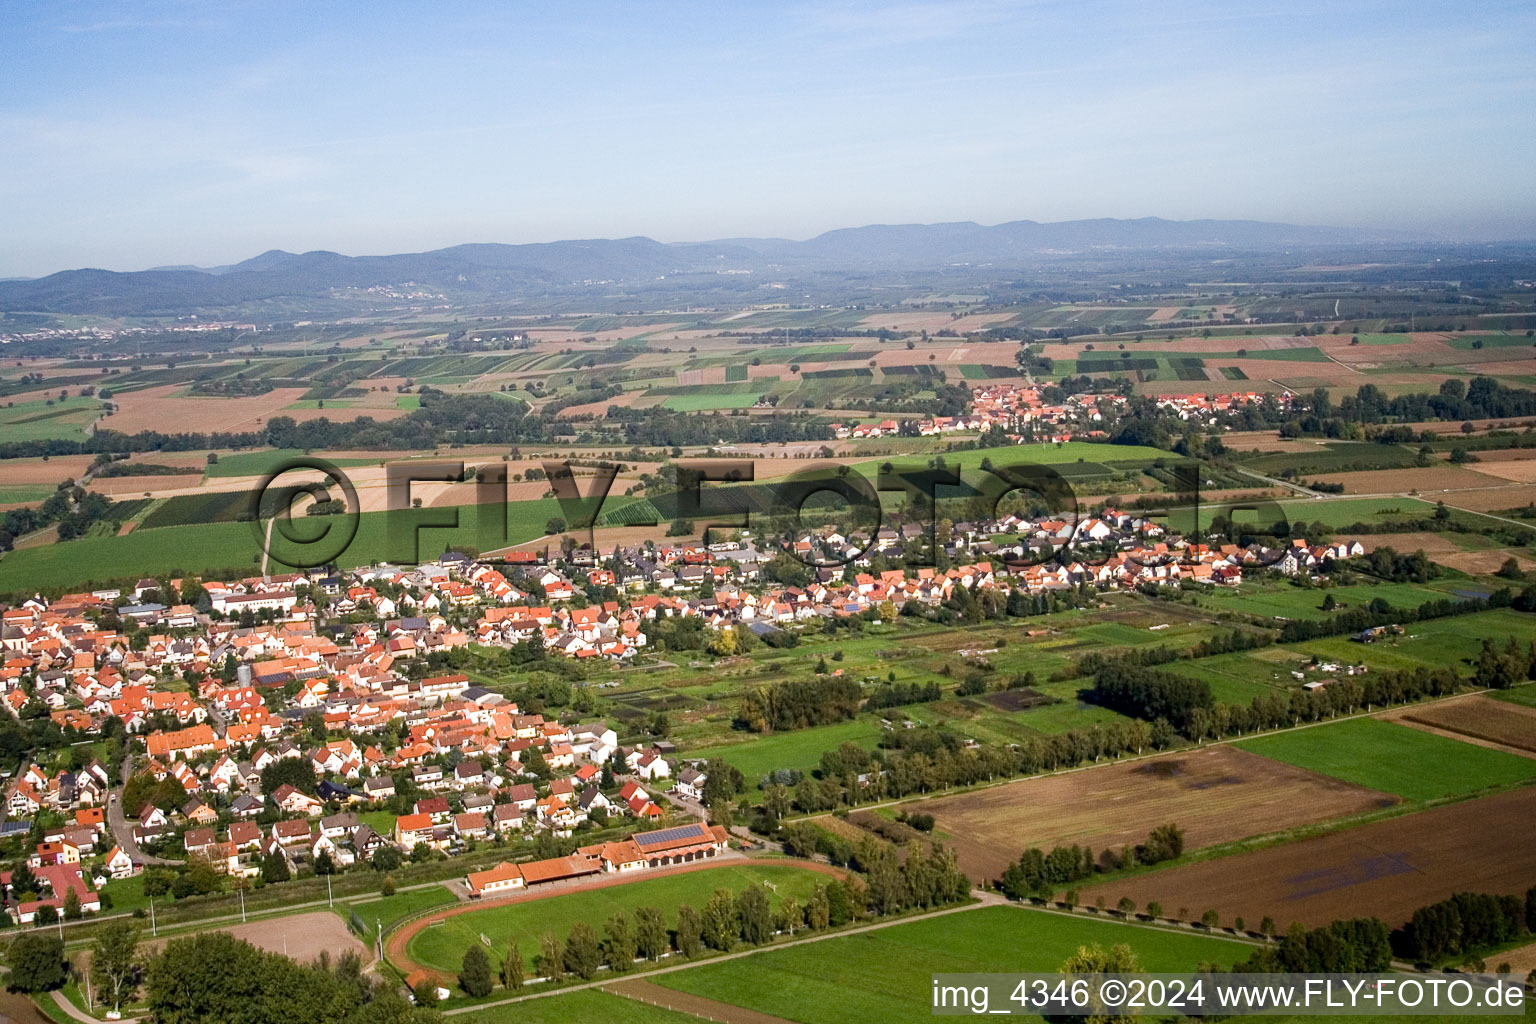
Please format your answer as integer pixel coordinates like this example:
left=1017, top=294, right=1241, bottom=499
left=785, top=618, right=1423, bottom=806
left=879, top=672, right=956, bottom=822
left=460, top=857, right=966, bottom=998
left=997, top=823, right=1185, bottom=897
left=1399, top=888, right=1536, bottom=966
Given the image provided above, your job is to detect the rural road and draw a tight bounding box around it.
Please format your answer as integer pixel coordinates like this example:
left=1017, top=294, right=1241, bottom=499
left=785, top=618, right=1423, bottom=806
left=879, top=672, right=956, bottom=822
left=50, top=990, right=140, bottom=1024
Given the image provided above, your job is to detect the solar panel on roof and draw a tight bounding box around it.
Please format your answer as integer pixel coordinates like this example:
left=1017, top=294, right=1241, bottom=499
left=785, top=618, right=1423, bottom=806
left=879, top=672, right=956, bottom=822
left=636, top=823, right=705, bottom=847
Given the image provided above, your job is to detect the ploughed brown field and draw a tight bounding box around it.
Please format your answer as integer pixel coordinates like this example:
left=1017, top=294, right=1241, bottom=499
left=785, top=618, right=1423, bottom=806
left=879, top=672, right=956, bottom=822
left=908, top=746, right=1395, bottom=883
left=1079, top=786, right=1536, bottom=929
left=1389, top=695, right=1536, bottom=757
left=1312, top=466, right=1504, bottom=492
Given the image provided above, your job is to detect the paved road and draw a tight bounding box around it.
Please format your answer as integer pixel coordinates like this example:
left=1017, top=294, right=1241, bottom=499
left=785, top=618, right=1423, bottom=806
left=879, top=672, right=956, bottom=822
left=51, top=989, right=141, bottom=1024
left=108, top=751, right=183, bottom=867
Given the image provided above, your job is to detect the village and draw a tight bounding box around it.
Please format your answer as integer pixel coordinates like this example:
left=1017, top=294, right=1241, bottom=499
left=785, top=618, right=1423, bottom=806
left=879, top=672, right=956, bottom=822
left=0, top=475, right=1369, bottom=930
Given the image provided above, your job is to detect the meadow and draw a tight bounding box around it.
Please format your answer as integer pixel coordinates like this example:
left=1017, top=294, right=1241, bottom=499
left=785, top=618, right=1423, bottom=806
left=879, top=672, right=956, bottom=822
left=473, top=989, right=701, bottom=1024
left=0, top=396, right=103, bottom=442
left=0, top=496, right=566, bottom=594
left=654, top=905, right=1250, bottom=1024
left=689, top=720, right=885, bottom=782
left=1235, top=716, right=1536, bottom=802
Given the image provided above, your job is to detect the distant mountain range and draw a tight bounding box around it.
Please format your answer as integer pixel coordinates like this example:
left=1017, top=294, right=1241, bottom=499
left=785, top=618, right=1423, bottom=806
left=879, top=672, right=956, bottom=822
left=0, top=217, right=1414, bottom=317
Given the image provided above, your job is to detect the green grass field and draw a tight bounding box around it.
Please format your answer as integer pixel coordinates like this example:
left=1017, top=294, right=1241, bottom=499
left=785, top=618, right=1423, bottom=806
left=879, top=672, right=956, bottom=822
left=661, top=392, right=764, bottom=411
left=1491, top=684, right=1536, bottom=709
left=0, top=485, right=58, bottom=505
left=689, top=720, right=884, bottom=782
left=203, top=448, right=380, bottom=478
left=0, top=495, right=565, bottom=594
left=654, top=905, right=1250, bottom=1024
left=1236, top=716, right=1536, bottom=801
left=1194, top=580, right=1457, bottom=621
left=0, top=397, right=103, bottom=442
left=406, top=862, right=832, bottom=973
left=1161, top=496, right=1451, bottom=534
left=849, top=441, right=1171, bottom=479
left=473, top=989, right=701, bottom=1024
left=338, top=883, right=457, bottom=933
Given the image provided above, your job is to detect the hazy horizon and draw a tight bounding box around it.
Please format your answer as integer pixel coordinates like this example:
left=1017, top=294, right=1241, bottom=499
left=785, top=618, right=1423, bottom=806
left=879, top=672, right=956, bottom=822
left=4, top=0, right=1535, bottom=278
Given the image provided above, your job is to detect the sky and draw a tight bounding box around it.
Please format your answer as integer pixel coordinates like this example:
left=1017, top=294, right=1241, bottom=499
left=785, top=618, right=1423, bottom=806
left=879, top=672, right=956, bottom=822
left=2, top=0, right=1535, bottom=277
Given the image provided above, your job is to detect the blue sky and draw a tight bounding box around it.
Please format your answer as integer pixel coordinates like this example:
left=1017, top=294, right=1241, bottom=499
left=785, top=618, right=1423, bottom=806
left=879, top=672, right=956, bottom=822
left=2, top=0, right=1534, bottom=277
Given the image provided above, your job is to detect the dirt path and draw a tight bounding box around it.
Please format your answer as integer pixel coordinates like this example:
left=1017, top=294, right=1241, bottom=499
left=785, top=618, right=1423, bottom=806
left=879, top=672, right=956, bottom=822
left=385, top=854, right=851, bottom=980
left=607, top=978, right=798, bottom=1024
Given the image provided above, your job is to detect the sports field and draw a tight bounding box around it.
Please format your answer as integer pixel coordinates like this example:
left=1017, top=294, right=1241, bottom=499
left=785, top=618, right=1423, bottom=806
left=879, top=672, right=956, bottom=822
left=654, top=905, right=1249, bottom=1024
left=405, top=861, right=835, bottom=974
left=1235, top=716, right=1536, bottom=802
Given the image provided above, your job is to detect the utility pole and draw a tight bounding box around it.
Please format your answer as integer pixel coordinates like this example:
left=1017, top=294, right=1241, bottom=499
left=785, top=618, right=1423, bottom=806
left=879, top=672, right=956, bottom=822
left=240, top=882, right=247, bottom=923
left=149, top=892, right=157, bottom=936
left=327, top=872, right=333, bottom=908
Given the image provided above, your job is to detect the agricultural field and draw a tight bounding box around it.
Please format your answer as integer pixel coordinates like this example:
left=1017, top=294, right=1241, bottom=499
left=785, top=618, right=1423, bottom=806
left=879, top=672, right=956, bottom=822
left=404, top=861, right=836, bottom=974
left=905, top=745, right=1394, bottom=883
left=661, top=391, right=765, bottom=411
left=0, top=396, right=102, bottom=441
left=653, top=905, right=1250, bottom=1024
left=1234, top=716, right=1536, bottom=802
left=1189, top=579, right=1459, bottom=621
left=0, top=496, right=567, bottom=591
left=1081, top=785, right=1536, bottom=930
left=1387, top=694, right=1536, bottom=757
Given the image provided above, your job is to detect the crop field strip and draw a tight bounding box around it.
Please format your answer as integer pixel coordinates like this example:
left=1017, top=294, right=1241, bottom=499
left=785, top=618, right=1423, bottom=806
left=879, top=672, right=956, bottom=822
left=1233, top=716, right=1536, bottom=802
left=1080, top=784, right=1536, bottom=931
left=905, top=745, right=1395, bottom=884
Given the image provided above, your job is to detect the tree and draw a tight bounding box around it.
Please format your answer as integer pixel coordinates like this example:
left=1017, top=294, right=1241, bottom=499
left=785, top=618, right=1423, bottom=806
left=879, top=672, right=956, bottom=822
left=1201, top=909, right=1220, bottom=928
left=8, top=862, right=39, bottom=900
left=260, top=758, right=318, bottom=796
left=260, top=852, right=290, bottom=884
left=372, top=844, right=402, bottom=872
left=1058, top=942, right=1142, bottom=1024
left=141, top=867, right=174, bottom=898
left=703, top=888, right=739, bottom=950
left=604, top=912, right=637, bottom=972
left=738, top=884, right=773, bottom=945
left=33, top=905, right=58, bottom=927
left=499, top=943, right=524, bottom=991
left=563, top=922, right=602, bottom=979
left=537, top=932, right=564, bottom=981
left=635, top=906, right=668, bottom=961
left=62, top=887, right=82, bottom=921
left=5, top=932, right=66, bottom=991
left=675, top=904, right=704, bottom=957
left=90, top=920, right=143, bottom=1013
left=459, top=946, right=493, bottom=998
left=412, top=978, right=439, bottom=1007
